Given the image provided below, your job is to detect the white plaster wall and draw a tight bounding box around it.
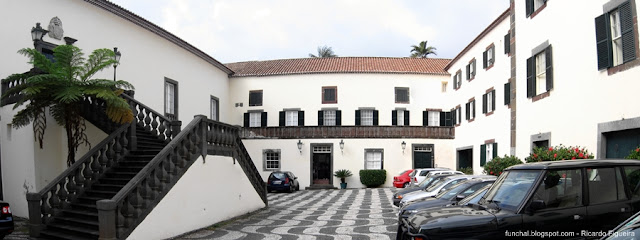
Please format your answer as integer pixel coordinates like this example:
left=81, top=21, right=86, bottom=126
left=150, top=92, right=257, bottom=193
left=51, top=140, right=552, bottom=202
left=242, top=138, right=454, bottom=189
left=513, top=0, right=640, bottom=159
left=229, top=73, right=450, bottom=127
left=446, top=15, right=512, bottom=174
left=127, top=155, right=265, bottom=240
left=0, top=0, right=232, bottom=217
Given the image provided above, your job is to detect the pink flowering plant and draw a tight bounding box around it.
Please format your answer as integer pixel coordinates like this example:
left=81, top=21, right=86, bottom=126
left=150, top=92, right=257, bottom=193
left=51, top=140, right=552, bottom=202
left=625, top=147, right=640, bottom=160
left=483, top=155, right=523, bottom=176
left=525, top=144, right=594, bottom=163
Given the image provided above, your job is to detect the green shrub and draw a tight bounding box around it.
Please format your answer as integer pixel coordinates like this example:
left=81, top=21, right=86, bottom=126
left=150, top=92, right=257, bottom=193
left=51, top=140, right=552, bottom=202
left=458, top=167, right=474, bottom=175
left=625, top=147, right=640, bottom=160
left=359, top=169, right=387, bottom=188
left=525, top=144, right=594, bottom=163
left=483, top=155, right=523, bottom=176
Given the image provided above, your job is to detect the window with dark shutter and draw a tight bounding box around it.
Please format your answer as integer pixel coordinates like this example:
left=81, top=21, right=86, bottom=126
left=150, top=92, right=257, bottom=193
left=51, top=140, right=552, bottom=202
left=526, top=56, right=535, bottom=98
left=480, top=144, right=487, bottom=166
left=595, top=14, right=611, bottom=70
left=595, top=1, right=636, bottom=70
left=392, top=110, right=398, bottom=126
left=355, top=110, right=361, bottom=126
left=439, top=112, right=446, bottom=127
left=318, top=110, right=324, bottom=126
left=466, top=64, right=471, bottom=80
left=404, top=111, right=410, bottom=126
left=322, top=86, right=337, bottom=104
left=249, top=90, right=263, bottom=106
left=491, top=90, right=496, bottom=111
left=620, top=2, right=636, bottom=63
left=504, top=33, right=511, bottom=54
left=298, top=111, right=305, bottom=126
left=482, top=94, right=488, bottom=114
left=260, top=112, right=268, bottom=127
left=465, top=103, right=470, bottom=120
left=423, top=111, right=428, bottom=126
left=483, top=51, right=488, bottom=69
left=373, top=110, right=379, bottom=126
left=279, top=111, right=285, bottom=126
left=336, top=110, right=342, bottom=126
left=545, top=46, right=553, bottom=91
left=504, top=82, right=511, bottom=105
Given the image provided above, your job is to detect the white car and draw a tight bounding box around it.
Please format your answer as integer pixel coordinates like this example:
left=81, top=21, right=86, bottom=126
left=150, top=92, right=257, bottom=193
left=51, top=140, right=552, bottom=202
left=412, top=169, right=463, bottom=185
left=399, top=175, right=480, bottom=207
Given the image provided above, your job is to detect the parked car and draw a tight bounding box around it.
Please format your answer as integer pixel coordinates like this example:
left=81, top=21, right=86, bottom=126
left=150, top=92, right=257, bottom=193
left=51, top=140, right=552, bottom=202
left=267, top=171, right=299, bottom=193
left=392, top=174, right=454, bottom=207
left=398, top=177, right=495, bottom=221
left=409, top=168, right=449, bottom=184
left=399, top=175, right=482, bottom=207
left=412, top=169, right=461, bottom=185
left=0, top=201, right=13, bottom=239
left=398, top=159, right=640, bottom=240
left=393, top=169, right=414, bottom=188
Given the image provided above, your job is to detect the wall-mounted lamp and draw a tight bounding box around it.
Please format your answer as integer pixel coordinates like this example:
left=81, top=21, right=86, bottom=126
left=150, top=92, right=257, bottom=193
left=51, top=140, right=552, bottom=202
left=297, top=140, right=303, bottom=154
left=401, top=141, right=407, bottom=153
left=31, top=23, right=48, bottom=43
left=339, top=139, right=345, bottom=153
left=113, top=47, right=121, bottom=81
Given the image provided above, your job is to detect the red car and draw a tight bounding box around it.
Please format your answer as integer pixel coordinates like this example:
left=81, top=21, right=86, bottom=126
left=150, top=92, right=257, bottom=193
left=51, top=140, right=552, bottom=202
left=393, top=169, right=414, bottom=188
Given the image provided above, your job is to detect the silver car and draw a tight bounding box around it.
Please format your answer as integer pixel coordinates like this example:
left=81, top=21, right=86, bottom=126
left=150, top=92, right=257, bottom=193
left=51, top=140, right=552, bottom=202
left=399, top=175, right=490, bottom=207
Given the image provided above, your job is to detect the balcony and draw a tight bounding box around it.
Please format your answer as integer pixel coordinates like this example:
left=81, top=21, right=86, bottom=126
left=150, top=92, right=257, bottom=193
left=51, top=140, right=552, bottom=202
left=240, top=126, right=455, bottom=139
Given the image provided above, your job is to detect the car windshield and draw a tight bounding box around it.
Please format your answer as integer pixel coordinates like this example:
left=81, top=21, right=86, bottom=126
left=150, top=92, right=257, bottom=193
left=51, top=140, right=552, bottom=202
left=480, top=170, right=541, bottom=212
left=426, top=177, right=455, bottom=192
left=436, top=181, right=469, bottom=199
left=459, top=186, right=490, bottom=205
left=269, top=173, right=287, bottom=180
left=418, top=176, right=441, bottom=188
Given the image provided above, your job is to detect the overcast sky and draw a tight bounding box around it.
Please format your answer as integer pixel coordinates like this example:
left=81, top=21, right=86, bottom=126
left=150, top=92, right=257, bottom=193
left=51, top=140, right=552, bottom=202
left=109, top=0, right=509, bottom=63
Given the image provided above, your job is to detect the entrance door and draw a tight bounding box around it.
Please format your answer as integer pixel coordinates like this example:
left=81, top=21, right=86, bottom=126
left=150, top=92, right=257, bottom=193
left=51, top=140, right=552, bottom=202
left=312, top=145, right=332, bottom=185
left=605, top=128, right=640, bottom=158
left=413, top=145, right=433, bottom=168
left=457, top=149, right=473, bottom=169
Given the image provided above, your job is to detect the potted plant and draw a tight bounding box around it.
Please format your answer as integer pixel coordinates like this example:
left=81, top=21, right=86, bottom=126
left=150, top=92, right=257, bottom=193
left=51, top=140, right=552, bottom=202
left=334, top=169, right=353, bottom=189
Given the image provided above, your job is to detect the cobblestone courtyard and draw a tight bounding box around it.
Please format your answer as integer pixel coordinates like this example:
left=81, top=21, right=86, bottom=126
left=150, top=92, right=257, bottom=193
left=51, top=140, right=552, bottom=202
left=180, top=188, right=398, bottom=239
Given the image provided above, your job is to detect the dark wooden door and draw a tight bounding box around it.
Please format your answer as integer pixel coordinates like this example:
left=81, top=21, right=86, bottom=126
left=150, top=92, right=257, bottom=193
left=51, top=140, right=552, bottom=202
left=606, top=128, right=640, bottom=158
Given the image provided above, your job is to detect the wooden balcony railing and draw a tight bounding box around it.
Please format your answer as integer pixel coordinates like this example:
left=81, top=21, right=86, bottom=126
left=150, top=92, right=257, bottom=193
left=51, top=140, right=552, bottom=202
left=240, top=125, right=455, bottom=139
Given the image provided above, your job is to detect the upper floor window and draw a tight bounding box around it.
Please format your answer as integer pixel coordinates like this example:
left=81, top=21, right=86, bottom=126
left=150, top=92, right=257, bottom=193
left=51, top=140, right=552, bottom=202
left=483, top=89, right=496, bottom=115
left=250, top=112, right=261, bottom=127
left=454, top=106, right=462, bottom=125
left=210, top=96, right=219, bottom=121
left=244, top=111, right=267, bottom=128
left=504, top=32, right=511, bottom=54
left=453, top=70, right=462, bottom=90
left=318, top=109, right=341, bottom=126
left=164, top=78, right=178, bottom=120
left=483, top=45, right=495, bottom=69
left=279, top=110, right=304, bottom=126
left=423, top=110, right=453, bottom=127
left=466, top=59, right=476, bottom=80
left=465, top=99, right=476, bottom=121
left=595, top=1, right=637, bottom=70
left=356, top=109, right=378, bottom=126
left=249, top=90, right=263, bottom=106
left=393, top=110, right=409, bottom=126
left=395, top=87, right=410, bottom=103
left=322, top=86, right=337, bottom=104
left=527, top=45, right=553, bottom=98
left=441, top=82, right=448, bottom=93
left=526, top=0, right=547, bottom=18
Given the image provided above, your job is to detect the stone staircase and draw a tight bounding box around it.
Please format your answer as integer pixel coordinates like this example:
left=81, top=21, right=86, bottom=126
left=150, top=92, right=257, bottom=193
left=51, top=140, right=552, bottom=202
left=37, top=125, right=167, bottom=239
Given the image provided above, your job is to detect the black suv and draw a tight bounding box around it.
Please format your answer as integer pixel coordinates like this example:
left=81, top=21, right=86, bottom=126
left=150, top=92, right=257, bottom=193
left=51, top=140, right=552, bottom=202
left=398, top=159, right=640, bottom=239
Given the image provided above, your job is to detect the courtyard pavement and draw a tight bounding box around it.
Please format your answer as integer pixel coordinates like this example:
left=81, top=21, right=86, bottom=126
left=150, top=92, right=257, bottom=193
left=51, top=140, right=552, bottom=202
left=180, top=188, right=399, bottom=240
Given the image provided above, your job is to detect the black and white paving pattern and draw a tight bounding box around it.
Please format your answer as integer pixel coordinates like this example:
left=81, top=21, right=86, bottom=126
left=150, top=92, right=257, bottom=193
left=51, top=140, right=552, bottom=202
left=181, top=188, right=399, bottom=240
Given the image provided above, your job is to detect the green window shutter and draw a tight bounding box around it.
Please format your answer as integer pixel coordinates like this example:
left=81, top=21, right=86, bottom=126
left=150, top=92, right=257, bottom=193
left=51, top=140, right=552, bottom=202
left=482, top=93, right=488, bottom=114
left=504, top=33, right=511, bottom=54
left=545, top=45, right=553, bottom=91
left=261, top=112, right=268, bottom=127
left=445, top=111, right=453, bottom=126
left=404, top=111, right=410, bottom=126
left=439, top=112, right=446, bottom=126
left=336, top=110, right=342, bottom=126
left=465, top=103, right=470, bottom=120
left=243, top=113, right=249, bottom=127
left=472, top=100, right=476, bottom=118
left=526, top=0, right=534, bottom=17
left=595, top=14, right=612, bottom=70
left=504, top=82, right=511, bottom=105
left=373, top=110, right=379, bottom=126
left=483, top=51, right=488, bottom=69
left=492, top=90, right=496, bottom=111
left=620, top=1, right=636, bottom=63
left=279, top=111, right=285, bottom=126
left=423, top=111, right=428, bottom=126
left=392, top=110, right=398, bottom=126
left=355, top=110, right=361, bottom=126
left=318, top=110, right=324, bottom=126
left=298, top=111, right=305, bottom=126
left=526, top=56, right=535, bottom=98
left=453, top=109, right=457, bottom=125
left=493, top=143, right=498, bottom=158
left=480, top=144, right=487, bottom=166
left=466, top=64, right=471, bottom=80
left=472, top=59, right=476, bottom=77
left=453, top=76, right=458, bottom=89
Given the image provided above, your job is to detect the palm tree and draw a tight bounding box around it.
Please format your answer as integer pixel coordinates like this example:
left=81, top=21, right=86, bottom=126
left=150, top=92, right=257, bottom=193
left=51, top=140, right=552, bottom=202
left=2, top=45, right=134, bottom=166
left=309, top=45, right=337, bottom=58
left=410, top=40, right=437, bottom=58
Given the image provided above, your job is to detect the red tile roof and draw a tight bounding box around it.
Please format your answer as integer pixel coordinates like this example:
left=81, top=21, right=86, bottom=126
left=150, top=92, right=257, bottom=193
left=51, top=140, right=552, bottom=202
left=226, top=57, right=451, bottom=77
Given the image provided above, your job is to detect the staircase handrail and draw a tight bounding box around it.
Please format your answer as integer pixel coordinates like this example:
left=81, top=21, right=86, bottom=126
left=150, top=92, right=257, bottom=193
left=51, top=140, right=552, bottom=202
left=121, top=93, right=180, bottom=143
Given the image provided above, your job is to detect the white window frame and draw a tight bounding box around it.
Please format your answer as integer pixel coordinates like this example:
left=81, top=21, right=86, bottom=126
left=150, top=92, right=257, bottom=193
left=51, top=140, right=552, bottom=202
left=535, top=51, right=547, bottom=95
left=486, top=144, right=494, bottom=162
left=365, top=149, right=383, bottom=170
left=487, top=47, right=494, bottom=65
left=610, top=9, right=624, bottom=66
left=487, top=91, right=494, bottom=113
left=323, top=110, right=336, bottom=126
left=165, top=82, right=175, bottom=114
left=263, top=149, right=281, bottom=171
left=397, top=110, right=405, bottom=126
left=210, top=96, right=219, bottom=121
left=285, top=111, right=298, bottom=126
left=428, top=111, right=440, bottom=126
left=441, top=82, right=448, bottom=93
left=361, top=109, right=374, bottom=126
left=249, top=112, right=261, bottom=127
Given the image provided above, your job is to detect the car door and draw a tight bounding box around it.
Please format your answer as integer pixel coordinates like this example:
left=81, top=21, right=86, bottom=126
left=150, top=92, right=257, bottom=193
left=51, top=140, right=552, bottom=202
left=521, top=169, right=587, bottom=235
left=585, top=167, right=634, bottom=232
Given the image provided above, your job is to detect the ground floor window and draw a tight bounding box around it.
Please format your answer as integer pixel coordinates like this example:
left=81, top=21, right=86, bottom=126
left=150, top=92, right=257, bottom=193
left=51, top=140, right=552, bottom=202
left=263, top=149, right=281, bottom=171
left=365, top=149, right=383, bottom=169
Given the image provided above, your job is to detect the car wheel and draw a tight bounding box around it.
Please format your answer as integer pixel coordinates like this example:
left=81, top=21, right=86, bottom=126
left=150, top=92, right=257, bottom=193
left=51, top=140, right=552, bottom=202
left=403, top=182, right=410, bottom=188
left=296, top=184, right=300, bottom=191
left=288, top=185, right=294, bottom=193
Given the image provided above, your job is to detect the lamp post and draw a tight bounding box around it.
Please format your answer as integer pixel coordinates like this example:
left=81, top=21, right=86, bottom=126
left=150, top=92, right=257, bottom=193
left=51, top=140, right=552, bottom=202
left=31, top=23, right=48, bottom=47
left=113, top=47, right=121, bottom=81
